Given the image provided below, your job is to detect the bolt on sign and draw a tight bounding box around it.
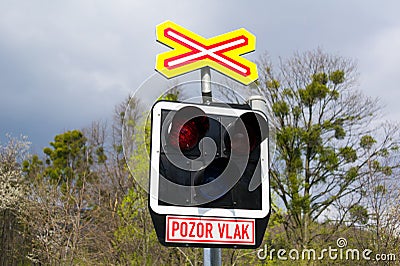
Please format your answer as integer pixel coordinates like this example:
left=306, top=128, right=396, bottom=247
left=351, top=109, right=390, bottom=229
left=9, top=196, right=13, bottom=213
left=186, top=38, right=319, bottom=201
left=155, top=20, right=259, bottom=85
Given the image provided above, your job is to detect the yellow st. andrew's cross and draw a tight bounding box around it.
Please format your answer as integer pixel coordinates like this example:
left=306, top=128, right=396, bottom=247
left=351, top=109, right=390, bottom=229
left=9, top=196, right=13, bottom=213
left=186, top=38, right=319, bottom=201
left=155, top=21, right=258, bottom=85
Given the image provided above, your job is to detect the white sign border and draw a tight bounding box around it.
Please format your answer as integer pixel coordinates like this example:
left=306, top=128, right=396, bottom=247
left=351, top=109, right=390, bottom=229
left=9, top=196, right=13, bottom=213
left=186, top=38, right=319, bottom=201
left=149, top=101, right=270, bottom=219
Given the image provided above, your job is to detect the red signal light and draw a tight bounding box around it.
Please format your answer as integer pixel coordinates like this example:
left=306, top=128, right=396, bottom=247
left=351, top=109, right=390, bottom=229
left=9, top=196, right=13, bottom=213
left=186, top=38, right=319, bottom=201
left=169, top=119, right=199, bottom=150
left=168, top=106, right=209, bottom=151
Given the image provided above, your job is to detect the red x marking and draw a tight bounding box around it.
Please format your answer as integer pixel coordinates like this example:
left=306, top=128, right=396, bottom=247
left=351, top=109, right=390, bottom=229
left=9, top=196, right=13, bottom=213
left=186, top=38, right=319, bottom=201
left=163, top=28, right=251, bottom=77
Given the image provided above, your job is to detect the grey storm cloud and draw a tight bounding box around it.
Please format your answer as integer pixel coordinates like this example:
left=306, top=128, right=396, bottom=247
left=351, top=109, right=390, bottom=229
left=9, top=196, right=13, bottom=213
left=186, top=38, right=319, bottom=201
left=1, top=0, right=400, bottom=149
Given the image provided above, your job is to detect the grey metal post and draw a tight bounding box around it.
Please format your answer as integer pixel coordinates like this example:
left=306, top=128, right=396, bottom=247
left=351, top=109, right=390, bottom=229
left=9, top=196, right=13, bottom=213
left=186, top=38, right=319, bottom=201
left=201, top=67, right=212, bottom=103
left=204, top=247, right=221, bottom=266
left=201, top=67, right=221, bottom=266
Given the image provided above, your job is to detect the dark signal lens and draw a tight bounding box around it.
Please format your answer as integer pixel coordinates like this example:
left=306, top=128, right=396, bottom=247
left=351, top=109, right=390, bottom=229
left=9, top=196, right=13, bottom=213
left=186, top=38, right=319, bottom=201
left=225, top=112, right=262, bottom=155
left=202, top=157, right=229, bottom=184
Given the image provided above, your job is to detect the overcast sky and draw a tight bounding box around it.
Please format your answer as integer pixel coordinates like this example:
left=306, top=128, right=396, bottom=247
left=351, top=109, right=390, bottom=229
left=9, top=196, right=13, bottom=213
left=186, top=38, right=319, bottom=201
left=1, top=0, right=399, bottom=151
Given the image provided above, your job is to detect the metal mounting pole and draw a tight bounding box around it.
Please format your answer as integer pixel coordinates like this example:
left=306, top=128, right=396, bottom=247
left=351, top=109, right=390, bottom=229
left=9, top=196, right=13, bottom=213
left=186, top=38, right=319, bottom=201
left=204, top=247, right=221, bottom=266
left=201, top=67, right=221, bottom=266
left=201, top=67, right=212, bottom=103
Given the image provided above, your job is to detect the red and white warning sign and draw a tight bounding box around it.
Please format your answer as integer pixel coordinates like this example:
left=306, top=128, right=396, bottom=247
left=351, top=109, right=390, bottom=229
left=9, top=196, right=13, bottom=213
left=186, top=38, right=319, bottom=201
left=166, top=216, right=255, bottom=245
left=155, top=20, right=259, bottom=85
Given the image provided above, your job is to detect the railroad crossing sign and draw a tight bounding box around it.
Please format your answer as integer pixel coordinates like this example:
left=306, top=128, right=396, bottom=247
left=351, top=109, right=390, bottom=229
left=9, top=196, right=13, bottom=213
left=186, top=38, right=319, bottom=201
left=150, top=21, right=269, bottom=250
left=155, top=20, right=258, bottom=85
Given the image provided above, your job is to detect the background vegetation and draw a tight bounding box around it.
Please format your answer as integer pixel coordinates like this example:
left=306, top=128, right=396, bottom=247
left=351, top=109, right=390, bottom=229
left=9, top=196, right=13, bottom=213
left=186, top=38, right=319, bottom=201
left=1, top=49, right=399, bottom=265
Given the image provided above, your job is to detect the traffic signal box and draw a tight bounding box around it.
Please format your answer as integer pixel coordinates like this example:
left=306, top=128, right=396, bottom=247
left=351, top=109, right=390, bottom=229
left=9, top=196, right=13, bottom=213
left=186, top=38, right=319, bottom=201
left=149, top=101, right=270, bottom=248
